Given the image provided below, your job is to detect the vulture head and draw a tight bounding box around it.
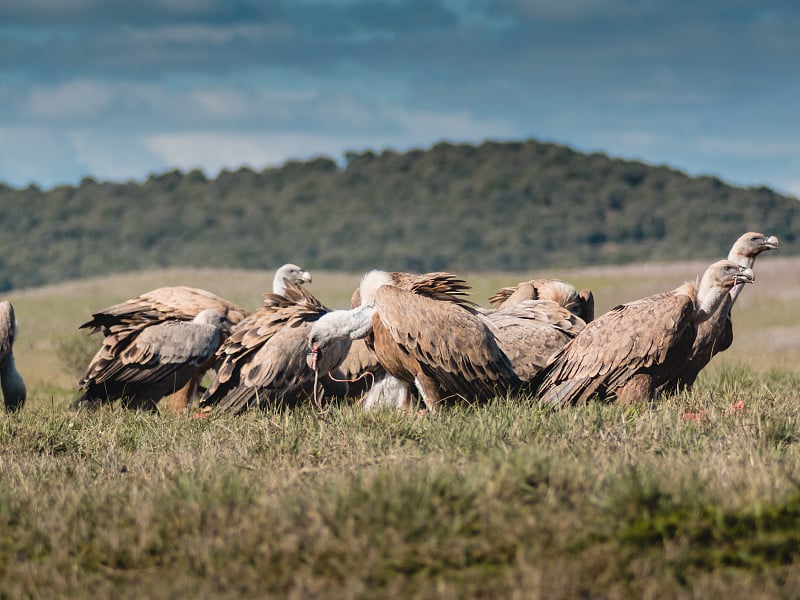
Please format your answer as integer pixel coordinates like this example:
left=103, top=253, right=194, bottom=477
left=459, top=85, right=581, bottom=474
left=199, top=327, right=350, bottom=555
left=273, top=263, right=313, bottom=295
left=306, top=306, right=376, bottom=373
left=695, top=260, right=755, bottom=322
left=728, top=232, right=779, bottom=266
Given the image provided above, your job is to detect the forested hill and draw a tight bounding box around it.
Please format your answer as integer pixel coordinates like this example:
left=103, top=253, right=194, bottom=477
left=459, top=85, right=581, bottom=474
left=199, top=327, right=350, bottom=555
left=0, top=138, right=797, bottom=291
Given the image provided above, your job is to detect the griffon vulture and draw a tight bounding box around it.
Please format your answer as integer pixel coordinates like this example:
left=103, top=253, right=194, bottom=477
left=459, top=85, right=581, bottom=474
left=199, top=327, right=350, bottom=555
left=308, top=270, right=521, bottom=413
left=0, top=301, right=26, bottom=412
left=197, top=283, right=349, bottom=415
left=72, top=264, right=312, bottom=411
left=537, top=260, right=755, bottom=408
left=75, top=309, right=228, bottom=410
left=489, top=278, right=595, bottom=322
left=336, top=271, right=472, bottom=409
left=662, top=232, right=779, bottom=392
left=480, top=299, right=587, bottom=382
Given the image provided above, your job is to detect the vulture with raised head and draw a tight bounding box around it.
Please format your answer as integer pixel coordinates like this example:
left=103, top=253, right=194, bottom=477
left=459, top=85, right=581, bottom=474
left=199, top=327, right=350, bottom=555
left=197, top=282, right=349, bottom=415
left=489, top=278, right=594, bottom=323
left=537, top=260, right=755, bottom=408
left=0, top=301, right=26, bottom=412
left=308, top=270, right=521, bottom=413
left=662, top=232, right=779, bottom=392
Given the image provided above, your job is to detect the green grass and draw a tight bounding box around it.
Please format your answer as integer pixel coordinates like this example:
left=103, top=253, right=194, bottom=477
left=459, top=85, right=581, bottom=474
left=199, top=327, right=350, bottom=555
left=1, top=264, right=799, bottom=597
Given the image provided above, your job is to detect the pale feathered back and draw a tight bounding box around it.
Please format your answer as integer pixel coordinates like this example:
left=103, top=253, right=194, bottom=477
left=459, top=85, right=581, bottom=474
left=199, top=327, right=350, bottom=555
left=0, top=301, right=25, bottom=412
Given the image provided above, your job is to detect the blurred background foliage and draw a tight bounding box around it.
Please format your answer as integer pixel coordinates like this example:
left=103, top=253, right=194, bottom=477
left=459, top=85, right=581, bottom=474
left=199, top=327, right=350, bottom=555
left=0, top=138, right=796, bottom=291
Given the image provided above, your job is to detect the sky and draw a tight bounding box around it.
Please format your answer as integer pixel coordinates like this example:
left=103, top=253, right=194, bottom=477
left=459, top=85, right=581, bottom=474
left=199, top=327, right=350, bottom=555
left=1, top=0, right=799, bottom=197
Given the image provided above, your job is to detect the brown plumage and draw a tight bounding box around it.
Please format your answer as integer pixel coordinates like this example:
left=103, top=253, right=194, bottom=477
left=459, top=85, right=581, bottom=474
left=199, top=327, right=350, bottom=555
left=0, top=301, right=26, bottom=412
left=489, top=278, right=594, bottom=322
left=73, top=264, right=311, bottom=411
left=537, top=260, right=755, bottom=408
left=662, top=232, right=779, bottom=392
left=198, top=283, right=348, bottom=415
left=309, top=270, right=521, bottom=413
left=341, top=271, right=472, bottom=407
left=480, top=300, right=586, bottom=382
left=75, top=309, right=228, bottom=410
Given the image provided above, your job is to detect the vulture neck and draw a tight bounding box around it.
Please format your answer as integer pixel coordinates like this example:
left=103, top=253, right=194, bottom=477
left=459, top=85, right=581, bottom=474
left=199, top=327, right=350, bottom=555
left=1, top=352, right=26, bottom=412
left=343, top=306, right=377, bottom=339
left=272, top=274, right=289, bottom=296
left=727, top=247, right=756, bottom=304
left=694, top=278, right=732, bottom=324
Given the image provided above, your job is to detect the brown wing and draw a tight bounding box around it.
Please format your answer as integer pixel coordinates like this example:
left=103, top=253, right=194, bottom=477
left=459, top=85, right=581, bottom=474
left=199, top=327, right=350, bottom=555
left=77, top=318, right=223, bottom=407
left=482, top=300, right=586, bottom=381
left=80, top=286, right=248, bottom=335
left=578, top=289, right=595, bottom=322
left=199, top=286, right=329, bottom=414
left=489, top=279, right=592, bottom=322
left=373, top=285, right=519, bottom=402
left=538, top=290, right=697, bottom=408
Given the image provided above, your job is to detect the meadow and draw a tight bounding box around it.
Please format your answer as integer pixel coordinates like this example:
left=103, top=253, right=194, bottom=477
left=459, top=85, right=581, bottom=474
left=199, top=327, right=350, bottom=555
left=2, top=258, right=799, bottom=598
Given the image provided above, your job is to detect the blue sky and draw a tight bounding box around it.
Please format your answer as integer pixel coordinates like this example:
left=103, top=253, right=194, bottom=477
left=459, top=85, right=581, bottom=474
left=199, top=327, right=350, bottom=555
left=1, top=0, right=799, bottom=197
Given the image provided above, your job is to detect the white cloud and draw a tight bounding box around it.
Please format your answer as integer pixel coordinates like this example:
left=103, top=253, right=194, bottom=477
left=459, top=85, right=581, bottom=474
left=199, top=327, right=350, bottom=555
left=695, top=136, right=800, bottom=159
left=25, top=80, right=115, bottom=118
left=385, top=106, right=517, bottom=140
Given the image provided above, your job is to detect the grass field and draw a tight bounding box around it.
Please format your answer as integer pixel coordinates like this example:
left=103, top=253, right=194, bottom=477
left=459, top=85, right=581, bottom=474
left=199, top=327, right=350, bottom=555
left=2, top=260, right=799, bottom=598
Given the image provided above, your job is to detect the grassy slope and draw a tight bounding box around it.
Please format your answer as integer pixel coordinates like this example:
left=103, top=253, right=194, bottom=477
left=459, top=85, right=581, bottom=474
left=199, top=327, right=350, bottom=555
left=1, top=262, right=799, bottom=598
left=7, top=256, right=799, bottom=390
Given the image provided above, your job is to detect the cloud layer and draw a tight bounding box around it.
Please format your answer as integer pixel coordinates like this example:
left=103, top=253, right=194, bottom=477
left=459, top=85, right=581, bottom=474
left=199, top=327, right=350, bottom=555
left=1, top=0, right=799, bottom=195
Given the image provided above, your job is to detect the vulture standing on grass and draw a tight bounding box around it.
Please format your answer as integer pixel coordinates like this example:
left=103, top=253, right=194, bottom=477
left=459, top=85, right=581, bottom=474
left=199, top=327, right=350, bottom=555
left=197, top=282, right=349, bottom=416
left=0, top=301, right=26, bottom=412
left=72, top=263, right=311, bottom=411
left=537, top=260, right=755, bottom=408
left=308, top=270, right=521, bottom=413
left=335, top=271, right=472, bottom=410
left=74, top=309, right=229, bottom=410
left=489, top=278, right=595, bottom=322
left=661, top=232, right=779, bottom=392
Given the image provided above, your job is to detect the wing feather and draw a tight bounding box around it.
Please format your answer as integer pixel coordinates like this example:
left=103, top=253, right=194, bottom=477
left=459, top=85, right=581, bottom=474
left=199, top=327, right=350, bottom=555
left=538, top=290, right=696, bottom=407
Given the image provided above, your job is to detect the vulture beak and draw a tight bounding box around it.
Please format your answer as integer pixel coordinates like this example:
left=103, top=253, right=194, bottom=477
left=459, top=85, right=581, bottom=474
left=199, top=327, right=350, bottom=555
left=306, top=347, right=319, bottom=371
left=301, top=270, right=313, bottom=284
left=762, top=235, right=780, bottom=251
left=734, top=267, right=755, bottom=285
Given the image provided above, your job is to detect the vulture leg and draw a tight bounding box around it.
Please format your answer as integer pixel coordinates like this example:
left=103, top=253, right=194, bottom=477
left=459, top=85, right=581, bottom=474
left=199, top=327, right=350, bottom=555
left=615, top=374, right=657, bottom=406
left=164, top=378, right=198, bottom=415
left=414, top=374, right=442, bottom=414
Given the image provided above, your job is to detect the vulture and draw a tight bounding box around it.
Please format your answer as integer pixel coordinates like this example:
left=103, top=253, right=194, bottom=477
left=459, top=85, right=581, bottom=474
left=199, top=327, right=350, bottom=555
left=489, top=278, right=595, bottom=322
left=662, top=232, right=779, bottom=392
left=0, top=301, right=26, bottom=412
left=74, top=309, right=228, bottom=410
left=308, top=270, right=521, bottom=413
left=72, top=263, right=311, bottom=411
left=479, top=300, right=586, bottom=382
left=336, top=271, right=472, bottom=409
left=197, top=282, right=349, bottom=415
left=537, top=260, right=755, bottom=408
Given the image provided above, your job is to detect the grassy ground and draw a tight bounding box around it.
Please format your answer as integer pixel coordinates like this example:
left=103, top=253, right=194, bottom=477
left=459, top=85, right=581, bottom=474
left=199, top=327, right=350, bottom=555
left=1, top=262, right=799, bottom=598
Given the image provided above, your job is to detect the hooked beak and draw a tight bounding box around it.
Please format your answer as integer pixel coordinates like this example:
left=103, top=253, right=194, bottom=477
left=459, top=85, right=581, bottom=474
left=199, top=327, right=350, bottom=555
left=762, top=235, right=780, bottom=251
left=306, top=347, right=319, bottom=371
left=734, top=267, right=755, bottom=285
left=301, top=270, right=313, bottom=284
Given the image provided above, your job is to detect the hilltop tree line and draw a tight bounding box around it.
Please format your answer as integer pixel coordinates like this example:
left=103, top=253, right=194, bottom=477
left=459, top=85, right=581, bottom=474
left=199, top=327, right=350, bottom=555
left=0, top=139, right=797, bottom=291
